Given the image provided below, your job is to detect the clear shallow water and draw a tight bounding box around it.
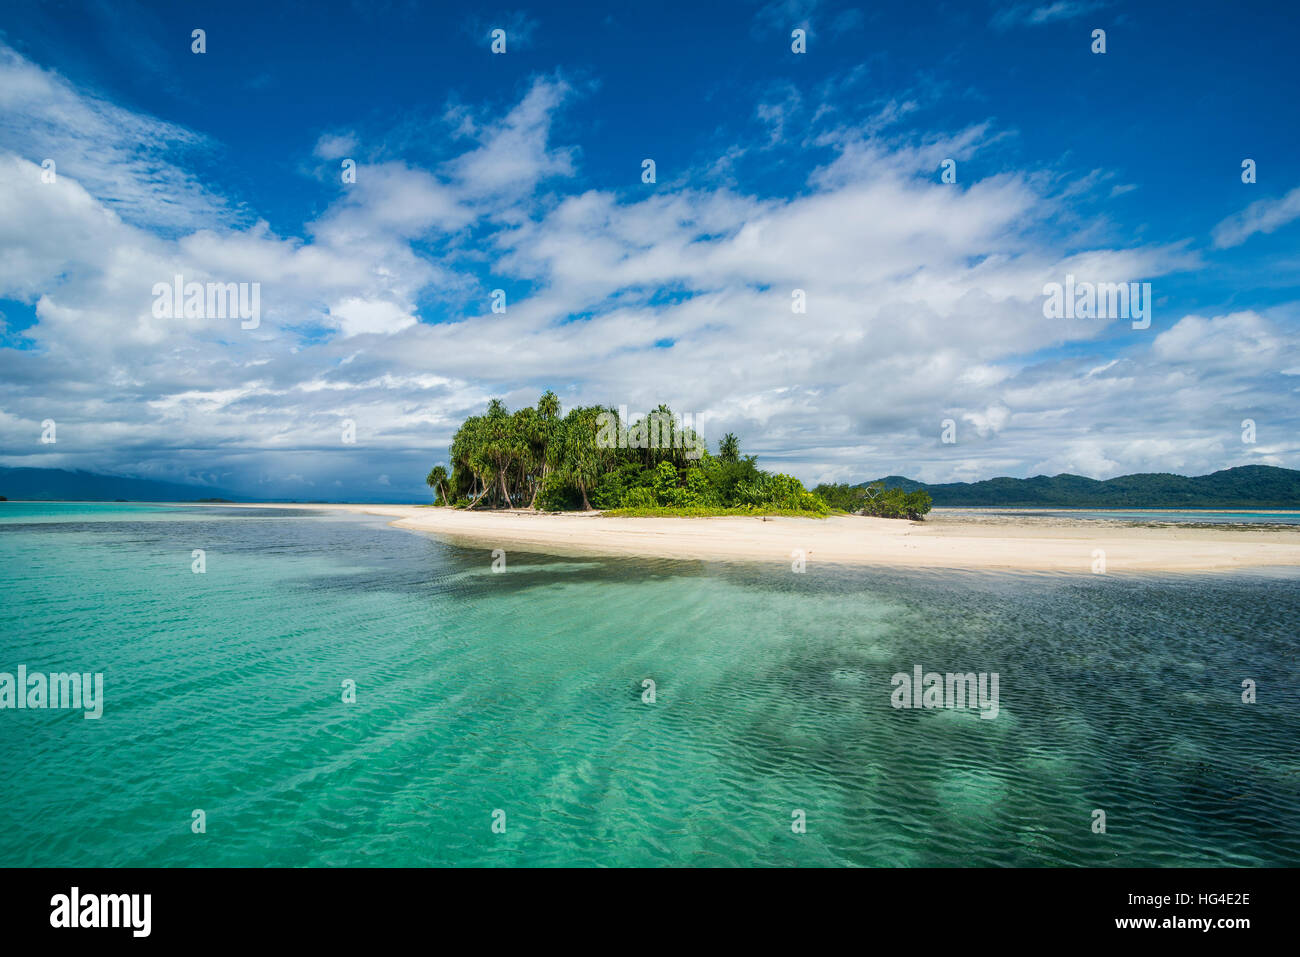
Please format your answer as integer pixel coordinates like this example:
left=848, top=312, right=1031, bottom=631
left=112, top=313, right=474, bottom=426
left=1, top=502, right=1297, bottom=867
left=939, top=507, right=1300, bottom=525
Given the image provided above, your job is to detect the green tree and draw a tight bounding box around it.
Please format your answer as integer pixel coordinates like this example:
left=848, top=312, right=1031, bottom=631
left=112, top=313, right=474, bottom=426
left=435, top=394, right=844, bottom=516
left=449, top=414, right=489, bottom=507
left=526, top=390, right=561, bottom=507
left=558, top=406, right=610, bottom=510
left=481, top=398, right=525, bottom=508
left=425, top=465, right=449, bottom=505
left=651, top=460, right=679, bottom=504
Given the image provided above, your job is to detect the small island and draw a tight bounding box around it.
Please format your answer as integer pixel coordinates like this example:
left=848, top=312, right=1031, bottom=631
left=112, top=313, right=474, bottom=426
left=426, top=393, right=932, bottom=520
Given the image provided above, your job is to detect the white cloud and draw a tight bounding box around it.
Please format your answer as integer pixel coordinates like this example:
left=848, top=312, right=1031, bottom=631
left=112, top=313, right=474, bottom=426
left=0, top=44, right=1296, bottom=498
left=313, top=132, right=358, bottom=160
left=0, top=44, right=235, bottom=232
left=1152, top=311, right=1284, bottom=369
left=992, top=2, right=1106, bottom=31
left=444, top=77, right=576, bottom=204
left=1212, top=185, right=1300, bottom=248
left=329, top=298, right=418, bottom=338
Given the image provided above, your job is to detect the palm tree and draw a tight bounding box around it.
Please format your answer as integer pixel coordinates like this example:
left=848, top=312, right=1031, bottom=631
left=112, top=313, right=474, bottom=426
left=512, top=406, right=544, bottom=506
left=450, top=415, right=494, bottom=508
left=718, top=433, right=740, bottom=463
left=528, top=390, right=561, bottom=507
left=481, top=399, right=523, bottom=508
left=560, top=405, right=608, bottom=510
left=425, top=465, right=449, bottom=505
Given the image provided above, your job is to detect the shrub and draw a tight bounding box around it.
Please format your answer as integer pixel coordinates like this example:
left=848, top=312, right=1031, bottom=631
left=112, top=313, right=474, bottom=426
left=620, top=486, right=658, bottom=508
left=536, top=473, right=582, bottom=511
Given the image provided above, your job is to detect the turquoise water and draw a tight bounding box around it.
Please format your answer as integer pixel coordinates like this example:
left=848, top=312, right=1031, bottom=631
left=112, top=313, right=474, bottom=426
left=941, top=507, right=1300, bottom=525
left=1, top=502, right=1298, bottom=867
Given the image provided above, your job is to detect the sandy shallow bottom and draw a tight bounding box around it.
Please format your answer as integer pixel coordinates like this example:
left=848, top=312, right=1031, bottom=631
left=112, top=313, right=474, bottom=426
left=200, top=503, right=1300, bottom=573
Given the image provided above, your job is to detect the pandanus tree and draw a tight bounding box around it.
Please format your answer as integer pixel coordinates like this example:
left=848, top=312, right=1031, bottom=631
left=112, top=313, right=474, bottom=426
left=559, top=405, right=609, bottom=510
left=527, top=390, right=561, bottom=507
left=433, top=393, right=834, bottom=516
left=425, top=465, right=449, bottom=504
left=626, top=404, right=705, bottom=468
left=447, top=395, right=560, bottom=509
left=628, top=403, right=675, bottom=468
left=480, top=399, right=525, bottom=508
left=511, top=406, right=543, bottom=506
left=450, top=414, right=491, bottom=508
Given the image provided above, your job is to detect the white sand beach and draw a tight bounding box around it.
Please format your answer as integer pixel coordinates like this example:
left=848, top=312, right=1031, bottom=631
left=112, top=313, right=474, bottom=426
left=206, top=504, right=1300, bottom=573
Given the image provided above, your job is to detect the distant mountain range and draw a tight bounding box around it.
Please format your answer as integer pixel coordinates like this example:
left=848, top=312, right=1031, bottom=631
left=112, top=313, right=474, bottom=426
left=4, top=464, right=1299, bottom=509
left=861, top=465, right=1300, bottom=509
left=0, top=467, right=242, bottom=502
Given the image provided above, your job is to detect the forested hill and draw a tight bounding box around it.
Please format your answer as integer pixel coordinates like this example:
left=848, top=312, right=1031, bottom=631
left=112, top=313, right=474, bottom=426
left=861, top=465, right=1300, bottom=508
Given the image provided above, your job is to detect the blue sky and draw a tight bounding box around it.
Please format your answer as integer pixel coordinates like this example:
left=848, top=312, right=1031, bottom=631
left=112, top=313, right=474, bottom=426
left=1, top=0, right=1298, bottom=500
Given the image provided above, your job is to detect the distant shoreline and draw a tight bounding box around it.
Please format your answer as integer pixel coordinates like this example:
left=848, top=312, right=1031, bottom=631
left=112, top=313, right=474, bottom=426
left=169, top=502, right=1300, bottom=573
left=5, top=501, right=1297, bottom=514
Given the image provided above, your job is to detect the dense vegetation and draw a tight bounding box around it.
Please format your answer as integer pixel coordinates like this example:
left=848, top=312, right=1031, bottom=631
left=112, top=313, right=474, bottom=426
left=429, top=393, right=834, bottom=516
left=814, top=482, right=933, bottom=520
left=860, top=465, right=1300, bottom=508
left=427, top=399, right=1300, bottom=517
